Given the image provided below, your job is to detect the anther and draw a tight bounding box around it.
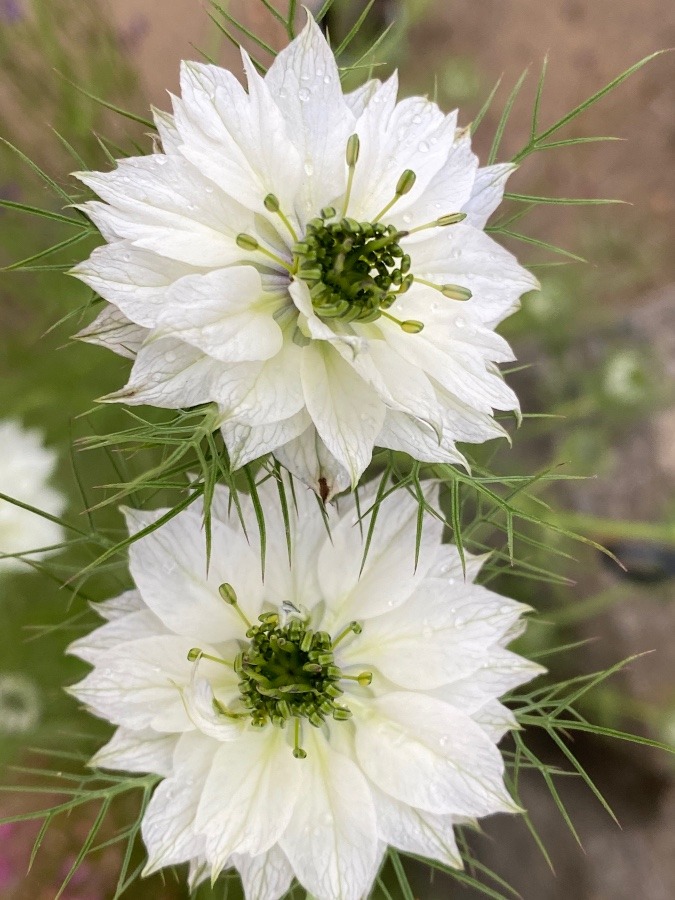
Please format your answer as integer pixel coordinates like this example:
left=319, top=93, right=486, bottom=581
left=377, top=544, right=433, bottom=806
left=235, top=233, right=293, bottom=272
left=343, top=671, right=374, bottom=687
left=187, top=648, right=203, bottom=662
left=219, top=583, right=253, bottom=629
left=264, top=194, right=280, bottom=213
left=374, top=169, right=418, bottom=221
left=380, top=310, right=425, bottom=334
left=333, top=621, right=363, bottom=647
left=406, top=212, right=467, bottom=235
left=342, top=134, right=361, bottom=217
left=236, top=233, right=259, bottom=251
left=414, top=278, right=472, bottom=301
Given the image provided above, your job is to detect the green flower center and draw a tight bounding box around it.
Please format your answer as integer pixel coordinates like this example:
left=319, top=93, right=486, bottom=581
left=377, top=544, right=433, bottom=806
left=293, top=211, right=415, bottom=325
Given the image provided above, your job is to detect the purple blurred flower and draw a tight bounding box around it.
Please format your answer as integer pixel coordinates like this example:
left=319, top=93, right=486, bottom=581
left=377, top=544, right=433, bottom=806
left=0, top=0, right=23, bottom=24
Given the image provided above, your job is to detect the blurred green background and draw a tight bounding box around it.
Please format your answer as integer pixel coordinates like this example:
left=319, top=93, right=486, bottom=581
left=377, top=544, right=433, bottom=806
left=0, top=1, right=674, bottom=897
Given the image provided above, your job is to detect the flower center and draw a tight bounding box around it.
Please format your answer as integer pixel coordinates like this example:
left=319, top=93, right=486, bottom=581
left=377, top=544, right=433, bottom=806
left=293, top=212, right=416, bottom=326
left=236, top=611, right=352, bottom=731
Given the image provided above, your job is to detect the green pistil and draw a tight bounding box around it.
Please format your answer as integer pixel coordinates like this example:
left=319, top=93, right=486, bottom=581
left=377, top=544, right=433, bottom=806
left=236, top=613, right=364, bottom=733
left=293, top=215, right=416, bottom=326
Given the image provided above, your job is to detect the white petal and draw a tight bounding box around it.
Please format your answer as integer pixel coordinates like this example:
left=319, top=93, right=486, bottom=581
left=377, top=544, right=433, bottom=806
left=220, top=409, right=311, bottom=469
left=152, top=108, right=182, bottom=155
left=301, top=341, right=385, bottom=487
left=341, top=579, right=530, bottom=690
left=123, top=506, right=262, bottom=642
left=391, top=134, right=478, bottom=230
left=91, top=727, right=178, bottom=776
left=354, top=692, right=516, bottom=817
left=265, top=14, right=355, bottom=220
left=473, top=699, right=519, bottom=743
left=174, top=58, right=303, bottom=219
left=376, top=411, right=468, bottom=466
left=274, top=424, right=351, bottom=500
left=155, top=268, right=283, bottom=363
left=92, top=589, right=144, bottom=621
left=197, top=727, right=301, bottom=870
left=349, top=75, right=459, bottom=221
left=71, top=241, right=204, bottom=327
left=70, top=635, right=223, bottom=732
left=343, top=79, right=381, bottom=116
left=432, top=648, right=544, bottom=713
left=108, top=336, right=221, bottom=408
left=232, top=846, right=294, bottom=900
left=408, top=223, right=539, bottom=327
left=319, top=482, right=443, bottom=628
left=74, top=304, right=148, bottom=359
left=372, top=787, right=462, bottom=868
left=462, top=163, right=515, bottom=229
left=281, top=730, right=378, bottom=900
left=142, top=731, right=214, bottom=874
left=68, top=609, right=167, bottom=664
left=76, top=155, right=253, bottom=268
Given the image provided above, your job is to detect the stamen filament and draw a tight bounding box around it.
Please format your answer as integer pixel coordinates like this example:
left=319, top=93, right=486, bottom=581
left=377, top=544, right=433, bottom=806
left=333, top=621, right=363, bottom=648
left=342, top=671, right=373, bottom=687
left=186, top=648, right=235, bottom=668
left=264, top=193, right=299, bottom=242
left=373, top=169, right=417, bottom=222
left=406, top=212, right=467, bottom=235
left=219, top=582, right=253, bottom=629
left=380, top=310, right=425, bottom=334
left=341, top=133, right=360, bottom=218
left=414, top=277, right=472, bottom=301
left=236, top=233, right=293, bottom=273
left=293, top=718, right=307, bottom=759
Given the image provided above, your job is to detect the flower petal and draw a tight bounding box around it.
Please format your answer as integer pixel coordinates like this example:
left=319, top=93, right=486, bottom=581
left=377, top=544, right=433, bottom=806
left=91, top=727, right=178, bottom=777
left=68, top=609, right=167, bottom=664
left=74, top=303, right=148, bottom=359
left=372, top=787, right=462, bottom=869
left=142, top=731, right=214, bottom=874
left=155, top=268, right=283, bottom=363
left=220, top=409, right=311, bottom=469
left=123, top=506, right=262, bottom=642
left=301, top=341, right=385, bottom=487
left=197, top=726, right=301, bottom=870
left=274, top=424, right=352, bottom=500
left=354, top=692, right=517, bottom=816
left=462, top=163, right=515, bottom=229
left=280, top=729, right=378, bottom=900
left=232, top=846, right=295, bottom=900
left=341, top=579, right=530, bottom=690
left=265, top=14, right=355, bottom=220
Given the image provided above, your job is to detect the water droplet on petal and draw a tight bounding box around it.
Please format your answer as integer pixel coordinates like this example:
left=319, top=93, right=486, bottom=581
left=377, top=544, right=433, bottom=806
left=500, top=604, right=513, bottom=614
left=418, top=140, right=429, bottom=153
left=165, top=351, right=177, bottom=363
left=301, top=73, right=311, bottom=82
left=155, top=156, right=168, bottom=166
left=439, top=734, right=450, bottom=748
left=402, top=213, right=413, bottom=224
left=455, top=317, right=466, bottom=329
left=299, top=87, right=311, bottom=102
left=304, top=160, right=314, bottom=176
left=323, top=75, right=332, bottom=84
left=412, top=114, right=422, bottom=125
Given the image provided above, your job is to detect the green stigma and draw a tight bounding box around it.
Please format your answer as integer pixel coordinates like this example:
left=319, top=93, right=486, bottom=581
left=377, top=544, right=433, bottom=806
left=236, top=612, right=359, bottom=731
left=293, top=213, right=415, bottom=325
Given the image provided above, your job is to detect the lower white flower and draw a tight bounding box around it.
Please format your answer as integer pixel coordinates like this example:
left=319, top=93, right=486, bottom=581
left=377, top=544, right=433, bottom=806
left=69, top=478, right=543, bottom=900
left=0, top=420, right=66, bottom=575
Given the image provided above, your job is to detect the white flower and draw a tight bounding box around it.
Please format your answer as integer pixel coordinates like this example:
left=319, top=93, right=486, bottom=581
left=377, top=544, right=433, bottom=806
left=69, top=477, right=543, bottom=899
left=72, top=15, right=537, bottom=500
left=0, top=420, right=66, bottom=574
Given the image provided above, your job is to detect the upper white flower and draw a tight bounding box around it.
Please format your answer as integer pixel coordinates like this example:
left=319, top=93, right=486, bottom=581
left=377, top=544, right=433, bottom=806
left=69, top=477, right=543, bottom=900
left=72, top=15, right=537, bottom=499
left=0, top=420, right=66, bottom=575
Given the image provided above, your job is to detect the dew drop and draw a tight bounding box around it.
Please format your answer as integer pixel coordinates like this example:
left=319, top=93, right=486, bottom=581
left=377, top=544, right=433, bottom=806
left=387, top=599, right=397, bottom=608
left=304, top=160, right=314, bottom=176
left=123, top=253, right=131, bottom=262
left=278, top=88, right=287, bottom=99
left=500, top=604, right=513, bottom=614
left=301, top=73, right=311, bottom=82
left=165, top=351, right=177, bottom=363
left=299, top=87, right=311, bottom=102
left=323, top=75, right=332, bottom=84
left=431, top=302, right=439, bottom=312
left=402, top=213, right=413, bottom=224
left=155, top=156, right=168, bottom=166
left=418, top=140, right=430, bottom=153
left=439, top=735, right=450, bottom=748
left=455, top=317, right=466, bottom=329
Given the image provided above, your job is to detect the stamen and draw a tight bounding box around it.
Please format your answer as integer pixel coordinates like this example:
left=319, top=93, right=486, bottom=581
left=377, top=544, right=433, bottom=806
left=264, top=193, right=299, bottom=242
left=373, top=169, right=417, bottom=222
left=218, top=583, right=253, bottom=630
left=333, top=621, right=363, bottom=647
left=380, top=310, right=425, bottom=334
left=187, top=647, right=235, bottom=668
left=293, top=718, right=307, bottom=759
left=342, top=671, right=373, bottom=687
left=406, top=211, right=467, bottom=235
left=235, top=233, right=293, bottom=273
left=341, top=133, right=360, bottom=217
left=414, top=278, right=472, bottom=301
